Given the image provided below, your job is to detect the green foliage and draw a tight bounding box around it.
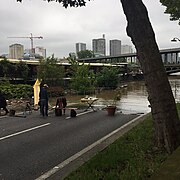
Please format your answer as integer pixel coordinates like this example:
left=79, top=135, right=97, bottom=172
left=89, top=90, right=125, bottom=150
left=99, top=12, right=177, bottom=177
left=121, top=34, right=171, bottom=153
left=70, top=63, right=95, bottom=94
left=0, top=84, right=33, bottom=99
left=17, top=0, right=90, bottom=8
left=16, top=61, right=29, bottom=82
left=0, top=58, right=29, bottom=81
left=77, top=50, right=94, bottom=59
left=66, top=116, right=169, bottom=179
left=37, top=55, right=65, bottom=86
left=160, top=0, right=180, bottom=24
left=96, top=67, right=119, bottom=89
left=176, top=103, right=180, bottom=116
left=0, top=58, right=15, bottom=78
left=0, top=80, right=10, bottom=86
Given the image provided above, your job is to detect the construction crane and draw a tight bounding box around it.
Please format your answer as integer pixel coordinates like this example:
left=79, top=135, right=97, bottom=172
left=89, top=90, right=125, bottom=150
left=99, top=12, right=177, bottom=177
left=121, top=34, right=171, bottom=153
left=8, top=33, right=43, bottom=54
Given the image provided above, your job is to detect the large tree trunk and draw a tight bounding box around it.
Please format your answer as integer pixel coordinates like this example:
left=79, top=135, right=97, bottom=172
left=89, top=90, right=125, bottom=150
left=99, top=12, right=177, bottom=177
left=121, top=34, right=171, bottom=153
left=120, top=0, right=180, bottom=153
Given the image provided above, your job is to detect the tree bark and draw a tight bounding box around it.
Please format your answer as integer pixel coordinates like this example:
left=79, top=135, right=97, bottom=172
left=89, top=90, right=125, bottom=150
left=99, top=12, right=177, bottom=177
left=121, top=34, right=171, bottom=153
left=120, top=0, right=180, bottom=153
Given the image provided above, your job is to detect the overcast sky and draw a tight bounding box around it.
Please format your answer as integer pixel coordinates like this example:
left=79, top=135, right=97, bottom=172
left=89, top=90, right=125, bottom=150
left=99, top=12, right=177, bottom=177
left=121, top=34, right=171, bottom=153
left=0, top=0, right=180, bottom=58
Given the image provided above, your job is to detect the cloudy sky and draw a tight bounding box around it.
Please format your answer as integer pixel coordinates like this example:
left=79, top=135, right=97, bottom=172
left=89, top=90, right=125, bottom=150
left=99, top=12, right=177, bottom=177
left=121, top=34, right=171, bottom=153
left=0, top=0, right=180, bottom=58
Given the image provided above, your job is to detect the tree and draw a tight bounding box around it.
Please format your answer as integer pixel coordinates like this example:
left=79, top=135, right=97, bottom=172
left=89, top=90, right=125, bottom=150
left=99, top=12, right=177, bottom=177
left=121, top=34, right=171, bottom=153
left=15, top=61, right=29, bottom=82
left=70, top=62, right=95, bottom=94
left=37, top=55, right=65, bottom=86
left=96, top=67, right=119, bottom=89
left=160, top=0, right=180, bottom=24
left=0, top=58, right=16, bottom=79
left=120, top=0, right=180, bottom=153
left=17, top=0, right=180, bottom=153
left=77, top=50, right=94, bottom=59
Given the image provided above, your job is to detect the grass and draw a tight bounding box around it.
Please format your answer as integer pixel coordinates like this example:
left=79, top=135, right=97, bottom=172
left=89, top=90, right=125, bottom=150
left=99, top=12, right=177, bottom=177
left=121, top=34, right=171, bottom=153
left=65, top=104, right=180, bottom=180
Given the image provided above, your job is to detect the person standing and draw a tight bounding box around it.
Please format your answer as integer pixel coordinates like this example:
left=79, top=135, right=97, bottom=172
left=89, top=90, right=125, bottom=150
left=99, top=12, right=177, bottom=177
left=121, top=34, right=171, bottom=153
left=0, top=91, right=9, bottom=115
left=39, top=84, right=49, bottom=117
left=62, top=96, right=67, bottom=115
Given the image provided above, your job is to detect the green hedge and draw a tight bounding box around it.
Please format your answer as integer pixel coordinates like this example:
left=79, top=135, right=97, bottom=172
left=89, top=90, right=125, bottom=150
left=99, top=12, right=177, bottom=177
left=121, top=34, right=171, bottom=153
left=0, top=84, right=33, bottom=99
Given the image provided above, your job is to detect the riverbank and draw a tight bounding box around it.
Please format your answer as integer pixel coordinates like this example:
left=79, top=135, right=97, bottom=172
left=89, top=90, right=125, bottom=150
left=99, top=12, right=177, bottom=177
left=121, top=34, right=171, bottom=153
left=64, top=104, right=180, bottom=179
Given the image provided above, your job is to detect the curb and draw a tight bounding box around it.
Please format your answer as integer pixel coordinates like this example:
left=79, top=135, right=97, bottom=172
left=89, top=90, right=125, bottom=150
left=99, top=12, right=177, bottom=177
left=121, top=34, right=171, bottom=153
left=36, top=112, right=151, bottom=180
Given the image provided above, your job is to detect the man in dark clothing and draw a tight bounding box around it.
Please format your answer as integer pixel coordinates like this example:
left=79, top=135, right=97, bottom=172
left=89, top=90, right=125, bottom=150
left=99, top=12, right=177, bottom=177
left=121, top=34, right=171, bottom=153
left=0, top=92, right=9, bottom=115
left=56, top=96, right=67, bottom=115
left=39, top=84, right=49, bottom=117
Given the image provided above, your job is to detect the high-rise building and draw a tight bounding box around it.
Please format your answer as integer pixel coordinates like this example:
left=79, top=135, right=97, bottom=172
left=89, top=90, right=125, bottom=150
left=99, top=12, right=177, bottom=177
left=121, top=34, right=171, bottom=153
left=92, top=34, right=106, bottom=56
left=121, top=45, right=133, bottom=54
left=35, top=46, right=46, bottom=58
left=9, top=44, right=24, bottom=59
left=110, top=39, right=121, bottom=56
left=76, top=43, right=86, bottom=53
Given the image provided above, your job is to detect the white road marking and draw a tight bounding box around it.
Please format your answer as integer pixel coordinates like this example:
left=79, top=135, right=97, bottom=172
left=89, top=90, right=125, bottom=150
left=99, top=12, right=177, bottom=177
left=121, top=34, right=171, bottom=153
left=36, top=114, right=148, bottom=180
left=0, top=123, right=50, bottom=141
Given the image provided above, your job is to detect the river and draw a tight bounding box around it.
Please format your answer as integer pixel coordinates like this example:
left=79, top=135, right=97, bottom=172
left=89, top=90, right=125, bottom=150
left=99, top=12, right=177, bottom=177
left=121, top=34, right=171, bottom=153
left=63, top=76, right=180, bottom=115
left=116, top=76, right=180, bottom=114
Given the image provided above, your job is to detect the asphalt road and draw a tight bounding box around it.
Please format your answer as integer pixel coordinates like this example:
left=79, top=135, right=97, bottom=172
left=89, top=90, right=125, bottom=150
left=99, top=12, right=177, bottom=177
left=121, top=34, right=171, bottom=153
left=0, top=109, right=138, bottom=180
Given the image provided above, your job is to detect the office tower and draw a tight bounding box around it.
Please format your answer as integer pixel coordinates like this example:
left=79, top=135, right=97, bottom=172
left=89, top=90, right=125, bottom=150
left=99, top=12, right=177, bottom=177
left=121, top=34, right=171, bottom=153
left=76, top=43, right=86, bottom=53
left=110, top=39, right=121, bottom=56
left=92, top=34, right=106, bottom=56
left=121, top=45, right=133, bottom=54
left=35, top=47, right=46, bottom=58
left=9, top=43, right=24, bottom=59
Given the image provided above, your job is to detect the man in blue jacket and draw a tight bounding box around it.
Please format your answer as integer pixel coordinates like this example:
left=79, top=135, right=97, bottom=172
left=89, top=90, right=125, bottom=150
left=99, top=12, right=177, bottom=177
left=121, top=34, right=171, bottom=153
left=39, top=84, right=49, bottom=117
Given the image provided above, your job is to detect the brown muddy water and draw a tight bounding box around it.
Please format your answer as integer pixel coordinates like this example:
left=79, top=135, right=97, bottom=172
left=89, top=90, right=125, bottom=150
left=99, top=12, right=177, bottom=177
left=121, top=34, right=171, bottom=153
left=50, top=76, right=180, bottom=115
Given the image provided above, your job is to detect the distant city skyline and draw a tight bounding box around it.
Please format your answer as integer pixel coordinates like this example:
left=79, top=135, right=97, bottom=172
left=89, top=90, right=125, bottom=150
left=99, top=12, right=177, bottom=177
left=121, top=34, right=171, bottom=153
left=6, top=35, right=133, bottom=59
left=0, top=0, right=180, bottom=58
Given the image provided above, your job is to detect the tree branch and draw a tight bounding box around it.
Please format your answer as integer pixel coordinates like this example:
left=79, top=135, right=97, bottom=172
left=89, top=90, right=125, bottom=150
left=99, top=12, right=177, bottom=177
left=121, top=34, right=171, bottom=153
left=17, top=0, right=90, bottom=8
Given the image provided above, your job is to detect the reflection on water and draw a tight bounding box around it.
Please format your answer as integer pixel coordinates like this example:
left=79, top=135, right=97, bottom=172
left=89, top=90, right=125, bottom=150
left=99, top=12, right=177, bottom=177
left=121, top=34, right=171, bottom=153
left=96, top=77, right=180, bottom=114
left=169, top=76, right=180, bottom=103
left=66, top=77, right=180, bottom=115
left=96, top=81, right=150, bottom=114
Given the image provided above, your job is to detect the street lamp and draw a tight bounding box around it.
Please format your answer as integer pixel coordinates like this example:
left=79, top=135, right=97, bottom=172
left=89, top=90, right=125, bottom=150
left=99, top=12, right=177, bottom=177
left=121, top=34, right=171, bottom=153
left=171, top=37, right=180, bottom=42
left=171, top=37, right=180, bottom=64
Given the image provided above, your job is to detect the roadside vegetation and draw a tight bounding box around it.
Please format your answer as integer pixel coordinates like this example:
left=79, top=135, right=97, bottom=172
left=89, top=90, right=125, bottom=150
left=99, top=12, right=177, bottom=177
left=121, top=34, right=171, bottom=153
left=65, top=104, right=180, bottom=180
left=0, top=82, right=33, bottom=99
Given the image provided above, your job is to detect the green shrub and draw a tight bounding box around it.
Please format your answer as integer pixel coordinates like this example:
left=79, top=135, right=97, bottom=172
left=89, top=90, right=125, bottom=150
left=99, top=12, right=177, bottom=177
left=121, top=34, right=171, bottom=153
left=0, top=84, right=33, bottom=99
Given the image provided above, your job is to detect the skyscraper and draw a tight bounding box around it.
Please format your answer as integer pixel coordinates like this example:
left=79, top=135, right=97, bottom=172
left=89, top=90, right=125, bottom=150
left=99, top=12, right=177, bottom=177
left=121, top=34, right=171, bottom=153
left=35, top=46, right=46, bottom=58
left=121, top=45, right=133, bottom=54
left=110, top=39, right=121, bottom=56
left=9, top=43, right=24, bottom=59
left=76, top=43, right=86, bottom=54
left=92, top=34, right=106, bottom=56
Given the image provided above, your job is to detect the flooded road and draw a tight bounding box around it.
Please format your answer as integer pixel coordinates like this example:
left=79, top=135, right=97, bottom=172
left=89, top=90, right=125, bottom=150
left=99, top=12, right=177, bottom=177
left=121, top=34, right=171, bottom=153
left=95, top=81, right=150, bottom=114
left=64, top=76, right=180, bottom=115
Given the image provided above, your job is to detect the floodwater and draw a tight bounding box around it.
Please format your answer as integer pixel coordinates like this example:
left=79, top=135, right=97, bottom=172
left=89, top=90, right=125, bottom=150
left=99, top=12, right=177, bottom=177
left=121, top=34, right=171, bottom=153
left=65, top=76, right=180, bottom=115
left=95, top=81, right=150, bottom=114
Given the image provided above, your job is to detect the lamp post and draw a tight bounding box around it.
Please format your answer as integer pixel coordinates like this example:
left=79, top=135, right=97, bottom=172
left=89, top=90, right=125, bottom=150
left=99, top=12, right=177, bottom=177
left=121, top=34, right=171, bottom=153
left=171, top=37, right=180, bottom=42
left=171, top=37, right=180, bottom=64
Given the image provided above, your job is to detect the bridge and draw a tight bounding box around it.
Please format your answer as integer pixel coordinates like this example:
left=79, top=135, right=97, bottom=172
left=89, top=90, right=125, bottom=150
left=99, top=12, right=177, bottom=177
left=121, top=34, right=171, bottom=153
left=0, top=47, right=180, bottom=76
left=78, top=47, right=180, bottom=65
left=165, top=64, right=180, bottom=75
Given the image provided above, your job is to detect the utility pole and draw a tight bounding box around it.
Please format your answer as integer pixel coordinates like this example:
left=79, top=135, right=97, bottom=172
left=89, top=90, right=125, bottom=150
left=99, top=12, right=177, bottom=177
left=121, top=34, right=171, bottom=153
left=8, top=33, right=43, bottom=54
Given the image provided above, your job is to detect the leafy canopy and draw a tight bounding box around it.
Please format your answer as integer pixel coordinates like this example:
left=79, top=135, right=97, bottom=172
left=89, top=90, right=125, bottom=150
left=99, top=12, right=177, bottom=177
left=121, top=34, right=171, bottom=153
left=70, top=63, right=95, bottom=94
left=17, top=0, right=90, bottom=8
left=160, top=0, right=180, bottom=24
left=77, top=50, right=94, bottom=59
left=37, top=55, right=65, bottom=86
left=96, top=67, right=119, bottom=89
